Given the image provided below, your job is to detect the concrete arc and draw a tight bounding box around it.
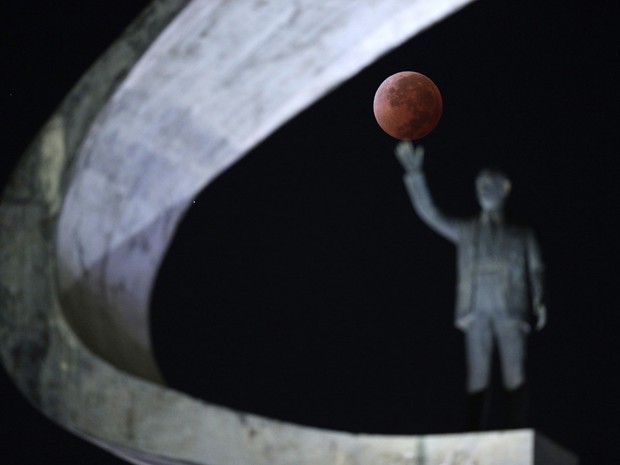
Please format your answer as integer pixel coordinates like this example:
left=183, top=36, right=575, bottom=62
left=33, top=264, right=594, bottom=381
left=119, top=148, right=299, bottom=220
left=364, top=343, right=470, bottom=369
left=0, top=1, right=487, bottom=464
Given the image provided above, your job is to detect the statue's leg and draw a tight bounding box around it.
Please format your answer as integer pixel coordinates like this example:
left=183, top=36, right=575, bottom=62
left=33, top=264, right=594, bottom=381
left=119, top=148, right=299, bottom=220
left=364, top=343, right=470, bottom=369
left=506, top=384, right=528, bottom=428
left=465, top=315, right=493, bottom=393
left=495, top=320, right=526, bottom=390
left=495, top=320, right=528, bottom=427
left=464, top=315, right=492, bottom=430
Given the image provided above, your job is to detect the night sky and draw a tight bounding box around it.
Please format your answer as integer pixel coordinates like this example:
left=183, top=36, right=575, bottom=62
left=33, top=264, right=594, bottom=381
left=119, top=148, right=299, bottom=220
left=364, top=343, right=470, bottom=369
left=3, top=1, right=620, bottom=464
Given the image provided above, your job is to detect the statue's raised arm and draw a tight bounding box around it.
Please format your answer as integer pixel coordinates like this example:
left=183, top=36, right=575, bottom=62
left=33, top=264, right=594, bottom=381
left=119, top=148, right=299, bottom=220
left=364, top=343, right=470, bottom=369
left=395, top=141, right=460, bottom=243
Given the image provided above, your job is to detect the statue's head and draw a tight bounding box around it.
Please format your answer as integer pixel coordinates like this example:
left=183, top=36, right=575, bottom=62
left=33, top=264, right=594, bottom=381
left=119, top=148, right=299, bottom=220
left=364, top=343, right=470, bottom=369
left=476, top=169, right=511, bottom=212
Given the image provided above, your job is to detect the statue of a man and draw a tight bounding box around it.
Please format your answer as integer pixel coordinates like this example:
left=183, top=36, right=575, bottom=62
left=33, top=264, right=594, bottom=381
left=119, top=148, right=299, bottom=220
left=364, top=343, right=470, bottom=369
left=395, top=141, right=546, bottom=430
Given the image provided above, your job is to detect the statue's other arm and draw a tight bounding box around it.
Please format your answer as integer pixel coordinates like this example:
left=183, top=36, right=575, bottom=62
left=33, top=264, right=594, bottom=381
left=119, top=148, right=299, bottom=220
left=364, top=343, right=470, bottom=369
left=395, top=142, right=459, bottom=243
left=526, top=231, right=546, bottom=330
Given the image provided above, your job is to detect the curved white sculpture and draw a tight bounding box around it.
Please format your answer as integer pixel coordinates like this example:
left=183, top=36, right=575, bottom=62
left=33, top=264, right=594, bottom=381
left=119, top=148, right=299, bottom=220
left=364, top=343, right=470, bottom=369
left=0, top=1, right=512, bottom=464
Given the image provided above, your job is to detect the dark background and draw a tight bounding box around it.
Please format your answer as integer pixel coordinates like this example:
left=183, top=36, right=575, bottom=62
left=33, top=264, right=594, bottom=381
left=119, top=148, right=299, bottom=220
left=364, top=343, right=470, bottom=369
left=3, top=0, right=619, bottom=463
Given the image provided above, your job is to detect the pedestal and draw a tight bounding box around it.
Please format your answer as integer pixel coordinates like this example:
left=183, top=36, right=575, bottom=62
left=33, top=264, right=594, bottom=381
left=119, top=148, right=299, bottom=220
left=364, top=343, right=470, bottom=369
left=409, top=429, right=578, bottom=465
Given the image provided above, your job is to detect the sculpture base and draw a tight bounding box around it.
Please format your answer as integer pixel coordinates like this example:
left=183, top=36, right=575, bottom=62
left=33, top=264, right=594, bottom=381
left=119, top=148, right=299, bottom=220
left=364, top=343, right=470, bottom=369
left=403, top=429, right=577, bottom=465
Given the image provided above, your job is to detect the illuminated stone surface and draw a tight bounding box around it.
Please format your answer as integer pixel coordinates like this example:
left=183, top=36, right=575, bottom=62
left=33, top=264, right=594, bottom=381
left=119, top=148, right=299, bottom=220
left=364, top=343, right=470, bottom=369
left=0, top=0, right=578, bottom=463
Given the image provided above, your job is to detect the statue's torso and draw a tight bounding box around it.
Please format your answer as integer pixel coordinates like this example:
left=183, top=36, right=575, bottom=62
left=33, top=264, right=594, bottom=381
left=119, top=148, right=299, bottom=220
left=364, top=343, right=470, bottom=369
left=455, top=219, right=532, bottom=325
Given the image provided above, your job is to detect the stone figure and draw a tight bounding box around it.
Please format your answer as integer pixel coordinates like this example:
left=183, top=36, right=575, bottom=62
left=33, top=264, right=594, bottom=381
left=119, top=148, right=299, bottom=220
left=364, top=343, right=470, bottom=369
left=395, top=141, right=546, bottom=430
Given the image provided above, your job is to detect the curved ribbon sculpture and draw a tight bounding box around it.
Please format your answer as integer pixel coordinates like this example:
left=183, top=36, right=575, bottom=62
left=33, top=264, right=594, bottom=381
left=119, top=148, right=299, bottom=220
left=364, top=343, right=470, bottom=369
left=1, top=1, right=477, bottom=463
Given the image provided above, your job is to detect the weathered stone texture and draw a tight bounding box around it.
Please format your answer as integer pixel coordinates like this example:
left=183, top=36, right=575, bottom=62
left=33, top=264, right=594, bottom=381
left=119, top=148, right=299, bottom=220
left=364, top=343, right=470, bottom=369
left=1, top=0, right=578, bottom=463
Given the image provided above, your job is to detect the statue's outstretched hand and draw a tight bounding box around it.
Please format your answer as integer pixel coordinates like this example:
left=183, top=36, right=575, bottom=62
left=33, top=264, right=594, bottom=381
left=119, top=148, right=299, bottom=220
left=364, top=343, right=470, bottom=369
left=395, top=141, right=424, bottom=172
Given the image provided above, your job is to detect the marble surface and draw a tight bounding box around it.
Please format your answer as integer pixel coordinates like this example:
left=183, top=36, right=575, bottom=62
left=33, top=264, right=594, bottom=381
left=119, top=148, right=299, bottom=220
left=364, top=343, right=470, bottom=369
left=55, top=0, right=476, bottom=380
left=0, top=0, right=579, bottom=463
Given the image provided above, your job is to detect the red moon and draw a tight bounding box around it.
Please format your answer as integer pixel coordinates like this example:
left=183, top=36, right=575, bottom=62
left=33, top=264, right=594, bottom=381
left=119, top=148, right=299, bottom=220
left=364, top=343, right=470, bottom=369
left=373, top=71, right=443, bottom=140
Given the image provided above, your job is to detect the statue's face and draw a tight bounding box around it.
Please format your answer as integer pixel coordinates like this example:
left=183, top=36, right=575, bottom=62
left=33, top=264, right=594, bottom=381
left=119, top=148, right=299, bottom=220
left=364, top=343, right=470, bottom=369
left=476, top=170, right=511, bottom=211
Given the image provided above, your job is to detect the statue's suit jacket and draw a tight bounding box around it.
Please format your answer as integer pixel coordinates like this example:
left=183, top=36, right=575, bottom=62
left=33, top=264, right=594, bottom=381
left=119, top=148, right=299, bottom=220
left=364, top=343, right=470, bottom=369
left=403, top=171, right=543, bottom=331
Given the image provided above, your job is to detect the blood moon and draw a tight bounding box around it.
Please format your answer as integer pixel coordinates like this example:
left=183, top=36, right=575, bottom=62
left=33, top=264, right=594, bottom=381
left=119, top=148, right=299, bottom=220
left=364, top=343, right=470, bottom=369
left=373, top=71, right=443, bottom=140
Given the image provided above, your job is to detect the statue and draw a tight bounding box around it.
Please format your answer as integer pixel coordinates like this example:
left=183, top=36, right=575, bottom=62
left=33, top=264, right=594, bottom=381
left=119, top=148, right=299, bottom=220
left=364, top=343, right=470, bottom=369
left=394, top=141, right=546, bottom=430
